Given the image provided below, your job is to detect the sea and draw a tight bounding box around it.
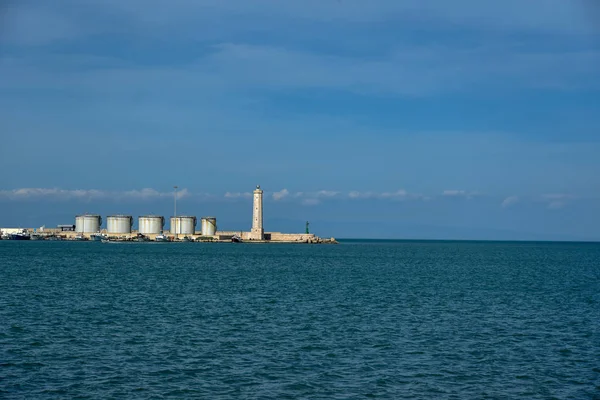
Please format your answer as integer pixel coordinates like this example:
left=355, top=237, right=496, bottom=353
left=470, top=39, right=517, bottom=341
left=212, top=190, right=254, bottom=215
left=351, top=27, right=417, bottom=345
left=1, top=240, right=599, bottom=399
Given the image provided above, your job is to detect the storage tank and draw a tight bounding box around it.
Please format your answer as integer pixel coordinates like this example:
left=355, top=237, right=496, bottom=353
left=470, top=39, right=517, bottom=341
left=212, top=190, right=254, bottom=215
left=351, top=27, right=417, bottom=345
left=201, top=217, right=217, bottom=236
left=75, top=214, right=102, bottom=233
left=138, top=215, right=164, bottom=235
left=170, top=216, right=196, bottom=235
left=107, top=215, right=133, bottom=234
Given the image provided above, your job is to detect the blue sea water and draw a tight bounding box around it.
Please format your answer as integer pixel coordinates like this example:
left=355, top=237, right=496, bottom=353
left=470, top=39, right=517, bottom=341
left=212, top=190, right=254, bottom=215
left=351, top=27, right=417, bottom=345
left=1, top=240, right=599, bottom=399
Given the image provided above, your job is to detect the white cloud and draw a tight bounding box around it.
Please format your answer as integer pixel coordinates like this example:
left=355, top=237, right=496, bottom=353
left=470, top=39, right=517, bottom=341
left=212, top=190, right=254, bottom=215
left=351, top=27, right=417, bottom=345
left=285, top=190, right=341, bottom=202
left=348, top=191, right=373, bottom=199
left=272, top=189, right=289, bottom=201
left=501, top=196, right=519, bottom=208
left=0, top=187, right=191, bottom=201
left=0, top=188, right=106, bottom=200
left=443, top=190, right=466, bottom=196
left=380, top=190, right=408, bottom=199
left=315, top=190, right=339, bottom=198
left=123, top=188, right=189, bottom=199
left=348, top=189, right=426, bottom=200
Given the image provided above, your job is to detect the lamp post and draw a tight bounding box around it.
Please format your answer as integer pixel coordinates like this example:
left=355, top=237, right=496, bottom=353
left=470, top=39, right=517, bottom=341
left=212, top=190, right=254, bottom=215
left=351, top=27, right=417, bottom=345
left=174, top=186, right=178, bottom=239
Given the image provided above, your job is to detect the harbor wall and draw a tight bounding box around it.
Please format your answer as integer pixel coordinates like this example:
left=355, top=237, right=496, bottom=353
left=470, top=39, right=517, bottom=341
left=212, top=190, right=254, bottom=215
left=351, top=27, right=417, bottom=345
left=265, top=232, right=316, bottom=242
left=2, top=228, right=333, bottom=243
left=206, top=230, right=317, bottom=242
left=216, top=231, right=245, bottom=237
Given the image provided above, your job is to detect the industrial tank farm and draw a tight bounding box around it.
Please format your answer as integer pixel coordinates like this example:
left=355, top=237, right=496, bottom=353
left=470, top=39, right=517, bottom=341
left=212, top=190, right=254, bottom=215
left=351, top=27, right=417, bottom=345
left=138, top=215, right=164, bottom=235
left=170, top=216, right=196, bottom=235
left=14, top=186, right=336, bottom=243
left=201, top=217, right=217, bottom=236
left=107, top=215, right=133, bottom=234
left=75, top=214, right=102, bottom=233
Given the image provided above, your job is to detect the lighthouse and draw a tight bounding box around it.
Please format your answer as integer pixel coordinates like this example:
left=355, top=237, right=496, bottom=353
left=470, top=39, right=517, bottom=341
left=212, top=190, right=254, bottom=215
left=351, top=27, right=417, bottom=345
left=249, top=185, right=264, bottom=240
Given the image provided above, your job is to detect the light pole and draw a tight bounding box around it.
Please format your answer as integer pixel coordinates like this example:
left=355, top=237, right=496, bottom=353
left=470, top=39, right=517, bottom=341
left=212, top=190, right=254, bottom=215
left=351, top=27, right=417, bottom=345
left=174, top=186, right=178, bottom=239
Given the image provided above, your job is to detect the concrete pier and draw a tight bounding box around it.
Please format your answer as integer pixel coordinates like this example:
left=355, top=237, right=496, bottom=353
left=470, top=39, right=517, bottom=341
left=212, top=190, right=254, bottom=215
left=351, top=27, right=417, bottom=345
left=0, top=228, right=337, bottom=243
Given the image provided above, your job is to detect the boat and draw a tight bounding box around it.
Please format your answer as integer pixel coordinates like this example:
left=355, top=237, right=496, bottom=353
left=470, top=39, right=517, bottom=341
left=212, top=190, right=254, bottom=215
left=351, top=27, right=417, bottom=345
left=231, top=234, right=243, bottom=243
left=134, top=233, right=150, bottom=242
left=8, top=229, right=31, bottom=240
left=155, top=234, right=169, bottom=242
left=90, top=233, right=106, bottom=241
left=182, top=236, right=194, bottom=242
left=30, top=233, right=45, bottom=240
left=101, top=238, right=122, bottom=243
left=73, top=234, right=87, bottom=241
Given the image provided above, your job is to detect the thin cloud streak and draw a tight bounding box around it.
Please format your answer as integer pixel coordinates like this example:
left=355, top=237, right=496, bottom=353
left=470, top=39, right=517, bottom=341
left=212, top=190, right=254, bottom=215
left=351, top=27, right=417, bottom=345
left=0, top=188, right=586, bottom=210
left=2, top=41, right=598, bottom=99
left=3, top=0, right=595, bottom=48
left=501, top=196, right=519, bottom=208
left=271, top=189, right=340, bottom=202
left=348, top=190, right=428, bottom=200
left=272, top=189, right=290, bottom=201
left=295, top=190, right=341, bottom=206
left=0, top=187, right=191, bottom=201
left=442, top=190, right=482, bottom=199
left=124, top=188, right=190, bottom=200
left=541, top=193, right=575, bottom=210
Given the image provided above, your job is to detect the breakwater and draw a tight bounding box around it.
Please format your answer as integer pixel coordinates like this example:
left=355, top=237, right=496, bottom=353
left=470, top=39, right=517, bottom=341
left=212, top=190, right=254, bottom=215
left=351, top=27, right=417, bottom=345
left=0, top=228, right=338, bottom=244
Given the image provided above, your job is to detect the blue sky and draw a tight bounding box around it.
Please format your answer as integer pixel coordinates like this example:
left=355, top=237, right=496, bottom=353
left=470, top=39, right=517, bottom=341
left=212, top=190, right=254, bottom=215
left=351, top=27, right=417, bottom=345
left=1, top=0, right=599, bottom=240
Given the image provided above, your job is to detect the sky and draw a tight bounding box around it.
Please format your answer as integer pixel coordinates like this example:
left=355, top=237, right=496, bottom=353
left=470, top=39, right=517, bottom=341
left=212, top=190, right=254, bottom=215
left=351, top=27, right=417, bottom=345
left=1, top=0, right=600, bottom=240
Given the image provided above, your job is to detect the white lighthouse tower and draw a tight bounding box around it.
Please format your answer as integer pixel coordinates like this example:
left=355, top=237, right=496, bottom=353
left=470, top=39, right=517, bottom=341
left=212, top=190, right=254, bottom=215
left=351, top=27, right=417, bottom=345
left=249, top=185, right=264, bottom=240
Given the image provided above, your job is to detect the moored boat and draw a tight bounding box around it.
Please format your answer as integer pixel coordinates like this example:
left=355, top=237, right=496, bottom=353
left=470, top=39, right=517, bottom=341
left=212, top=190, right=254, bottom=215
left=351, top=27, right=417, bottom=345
left=155, top=234, right=169, bottom=242
left=101, top=238, right=123, bottom=243
left=9, top=229, right=31, bottom=240
left=135, top=233, right=150, bottom=242
left=91, top=233, right=107, bottom=241
left=231, top=234, right=243, bottom=243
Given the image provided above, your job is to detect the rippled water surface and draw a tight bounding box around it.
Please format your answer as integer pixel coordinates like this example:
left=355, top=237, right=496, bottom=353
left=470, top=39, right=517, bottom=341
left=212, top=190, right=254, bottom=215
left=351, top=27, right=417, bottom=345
left=1, top=240, right=599, bottom=399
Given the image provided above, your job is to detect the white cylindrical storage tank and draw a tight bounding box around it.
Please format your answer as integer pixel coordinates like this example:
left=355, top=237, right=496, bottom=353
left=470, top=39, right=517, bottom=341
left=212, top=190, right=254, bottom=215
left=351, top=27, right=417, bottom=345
left=75, top=214, right=102, bottom=233
left=138, top=215, right=164, bottom=235
left=170, top=216, right=196, bottom=235
left=107, top=215, right=133, bottom=234
left=201, top=217, right=217, bottom=236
